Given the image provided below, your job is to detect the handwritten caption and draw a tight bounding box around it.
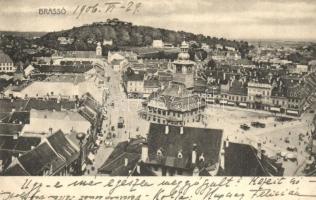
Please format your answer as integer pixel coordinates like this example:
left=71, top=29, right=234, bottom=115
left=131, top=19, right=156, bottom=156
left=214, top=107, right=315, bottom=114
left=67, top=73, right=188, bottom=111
left=0, top=176, right=315, bottom=200
left=38, top=1, right=142, bottom=18
left=73, top=1, right=142, bottom=19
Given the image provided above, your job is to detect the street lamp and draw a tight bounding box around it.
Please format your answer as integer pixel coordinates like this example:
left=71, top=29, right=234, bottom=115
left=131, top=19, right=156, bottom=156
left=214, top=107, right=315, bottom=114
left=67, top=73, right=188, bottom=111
left=76, top=132, right=86, bottom=176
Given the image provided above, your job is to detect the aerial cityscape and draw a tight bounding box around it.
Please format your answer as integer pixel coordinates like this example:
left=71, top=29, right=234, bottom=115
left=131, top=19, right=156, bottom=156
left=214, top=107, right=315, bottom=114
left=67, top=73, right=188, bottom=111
left=0, top=0, right=316, bottom=177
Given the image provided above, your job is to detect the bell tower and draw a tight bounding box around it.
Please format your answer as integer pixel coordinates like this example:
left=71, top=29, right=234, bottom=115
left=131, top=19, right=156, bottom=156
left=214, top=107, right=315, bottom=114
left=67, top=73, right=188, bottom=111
left=96, top=42, right=102, bottom=56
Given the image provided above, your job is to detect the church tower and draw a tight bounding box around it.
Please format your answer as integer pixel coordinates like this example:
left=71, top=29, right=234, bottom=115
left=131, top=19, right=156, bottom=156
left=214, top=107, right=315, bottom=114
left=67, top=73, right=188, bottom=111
left=96, top=42, right=102, bottom=56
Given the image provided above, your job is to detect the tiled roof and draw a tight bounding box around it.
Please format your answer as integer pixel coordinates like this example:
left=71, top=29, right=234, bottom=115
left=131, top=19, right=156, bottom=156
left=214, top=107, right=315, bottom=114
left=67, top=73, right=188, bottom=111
left=35, top=65, right=93, bottom=73
left=144, top=79, right=160, bottom=88
left=30, top=109, right=86, bottom=121
left=47, top=130, right=79, bottom=161
left=18, top=142, right=64, bottom=175
left=0, top=99, right=28, bottom=112
left=16, top=130, right=79, bottom=175
left=82, top=95, right=100, bottom=113
left=0, top=50, right=13, bottom=64
left=0, top=123, right=24, bottom=136
left=5, top=112, right=30, bottom=124
left=98, top=138, right=144, bottom=175
left=123, top=71, right=145, bottom=82
left=0, top=135, right=41, bottom=152
left=2, top=164, right=30, bottom=176
left=228, top=80, right=247, bottom=96
left=224, top=142, right=283, bottom=176
left=147, top=123, right=223, bottom=170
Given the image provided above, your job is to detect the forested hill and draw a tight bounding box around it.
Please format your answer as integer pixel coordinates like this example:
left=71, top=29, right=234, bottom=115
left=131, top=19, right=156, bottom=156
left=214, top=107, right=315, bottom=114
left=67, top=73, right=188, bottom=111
left=37, top=19, right=250, bottom=54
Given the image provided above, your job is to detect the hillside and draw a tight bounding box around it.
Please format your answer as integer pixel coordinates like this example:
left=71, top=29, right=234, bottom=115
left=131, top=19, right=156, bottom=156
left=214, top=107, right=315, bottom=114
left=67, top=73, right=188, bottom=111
left=0, top=31, right=47, bottom=39
left=37, top=19, right=251, bottom=56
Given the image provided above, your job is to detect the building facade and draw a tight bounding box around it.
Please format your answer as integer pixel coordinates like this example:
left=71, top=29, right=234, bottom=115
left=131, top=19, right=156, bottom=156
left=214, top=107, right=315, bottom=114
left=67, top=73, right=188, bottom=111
left=0, top=50, right=15, bottom=73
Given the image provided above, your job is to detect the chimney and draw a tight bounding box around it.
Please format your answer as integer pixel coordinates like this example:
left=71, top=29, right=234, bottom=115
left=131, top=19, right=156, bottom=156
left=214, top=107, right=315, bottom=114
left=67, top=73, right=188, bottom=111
left=136, top=164, right=141, bottom=174
left=31, top=146, right=35, bottom=150
left=257, top=143, right=262, bottom=160
left=165, top=125, right=169, bottom=134
left=225, top=138, right=229, bottom=148
left=192, top=149, right=197, bottom=165
left=13, top=133, right=18, bottom=140
left=11, top=108, right=16, bottom=113
left=220, top=149, right=225, bottom=170
left=141, top=143, right=148, bottom=162
left=124, top=157, right=128, bottom=167
left=180, top=126, right=184, bottom=135
left=193, top=167, right=199, bottom=176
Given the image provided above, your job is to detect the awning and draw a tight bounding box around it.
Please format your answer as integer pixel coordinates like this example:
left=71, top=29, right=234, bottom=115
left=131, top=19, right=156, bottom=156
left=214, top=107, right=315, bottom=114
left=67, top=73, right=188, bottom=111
left=220, top=100, right=227, bottom=104
left=270, top=107, right=281, bottom=112
left=227, top=102, right=235, bottom=106
left=239, top=102, right=247, bottom=107
left=286, top=110, right=299, bottom=115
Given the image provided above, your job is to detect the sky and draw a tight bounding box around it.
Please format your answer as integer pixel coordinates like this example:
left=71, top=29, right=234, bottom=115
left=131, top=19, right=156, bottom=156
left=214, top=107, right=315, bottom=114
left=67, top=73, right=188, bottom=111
left=0, top=0, right=315, bottom=41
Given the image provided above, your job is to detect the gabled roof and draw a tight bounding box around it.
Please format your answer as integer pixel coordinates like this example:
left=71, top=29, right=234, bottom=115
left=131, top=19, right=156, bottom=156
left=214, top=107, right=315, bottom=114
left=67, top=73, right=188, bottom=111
left=0, top=99, right=28, bottom=112
left=0, top=135, right=40, bottom=152
left=5, top=112, right=30, bottom=124
left=2, top=164, right=30, bottom=176
left=0, top=123, right=24, bottom=136
left=123, top=71, right=145, bottom=82
left=24, top=99, right=59, bottom=111
left=224, top=142, right=283, bottom=176
left=228, top=80, right=247, bottom=96
left=15, top=130, right=79, bottom=175
left=18, top=142, right=64, bottom=175
left=35, top=65, right=93, bottom=73
left=47, top=130, right=79, bottom=161
left=0, top=50, right=13, bottom=64
left=147, top=123, right=223, bottom=170
left=144, top=79, right=160, bottom=88
left=98, top=138, right=144, bottom=175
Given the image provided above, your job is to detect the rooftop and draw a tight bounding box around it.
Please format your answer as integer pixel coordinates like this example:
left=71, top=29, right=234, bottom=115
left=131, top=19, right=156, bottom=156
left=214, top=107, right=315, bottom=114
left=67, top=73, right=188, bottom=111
left=98, top=138, right=144, bottom=175
left=0, top=50, right=13, bottom=64
left=224, top=142, right=283, bottom=176
left=146, top=123, right=223, bottom=171
left=0, top=135, right=41, bottom=153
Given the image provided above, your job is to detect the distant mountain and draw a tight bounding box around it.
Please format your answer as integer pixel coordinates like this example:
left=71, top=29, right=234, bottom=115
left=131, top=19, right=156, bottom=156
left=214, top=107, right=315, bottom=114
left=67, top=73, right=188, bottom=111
left=37, top=19, right=251, bottom=56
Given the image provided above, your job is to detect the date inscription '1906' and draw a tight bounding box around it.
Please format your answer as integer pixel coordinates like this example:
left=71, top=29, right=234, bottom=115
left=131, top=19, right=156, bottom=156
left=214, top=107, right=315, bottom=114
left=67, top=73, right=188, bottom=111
left=73, top=1, right=142, bottom=19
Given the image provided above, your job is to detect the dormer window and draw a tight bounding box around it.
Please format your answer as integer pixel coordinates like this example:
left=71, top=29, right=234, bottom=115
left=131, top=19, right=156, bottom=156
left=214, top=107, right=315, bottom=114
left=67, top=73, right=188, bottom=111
left=177, top=150, right=183, bottom=159
left=199, top=153, right=205, bottom=162
left=157, top=149, right=163, bottom=157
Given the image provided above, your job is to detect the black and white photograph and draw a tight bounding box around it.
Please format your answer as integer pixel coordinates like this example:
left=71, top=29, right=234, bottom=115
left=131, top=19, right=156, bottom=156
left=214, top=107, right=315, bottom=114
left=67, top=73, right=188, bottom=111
left=0, top=1, right=316, bottom=197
